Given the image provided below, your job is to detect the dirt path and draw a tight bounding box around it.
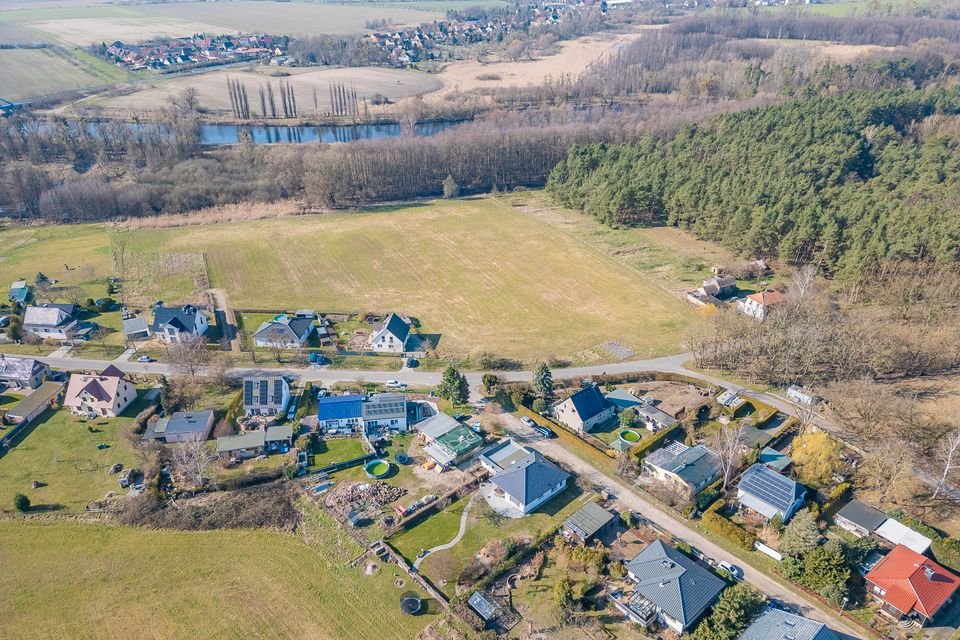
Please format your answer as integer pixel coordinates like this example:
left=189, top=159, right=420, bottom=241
left=206, top=288, right=240, bottom=352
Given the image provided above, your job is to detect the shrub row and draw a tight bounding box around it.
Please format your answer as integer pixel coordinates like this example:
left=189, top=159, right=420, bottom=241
left=224, top=390, right=244, bottom=427
left=516, top=405, right=609, bottom=454
left=899, top=516, right=960, bottom=572
left=701, top=506, right=757, bottom=551
left=294, top=382, right=313, bottom=422
left=695, top=478, right=724, bottom=512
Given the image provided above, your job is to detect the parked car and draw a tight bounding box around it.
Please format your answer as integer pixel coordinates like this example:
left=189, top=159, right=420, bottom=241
left=520, top=416, right=536, bottom=428
left=452, top=413, right=466, bottom=421
left=405, top=358, right=418, bottom=368
left=717, top=561, right=743, bottom=581
left=316, top=387, right=328, bottom=398
left=534, top=425, right=555, bottom=438
left=385, top=380, right=405, bottom=389
left=136, top=355, right=153, bottom=363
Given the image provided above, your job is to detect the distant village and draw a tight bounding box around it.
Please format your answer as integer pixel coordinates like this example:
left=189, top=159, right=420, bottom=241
left=97, top=33, right=287, bottom=71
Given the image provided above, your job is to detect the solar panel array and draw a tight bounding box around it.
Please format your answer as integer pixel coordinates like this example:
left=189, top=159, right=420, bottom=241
left=742, top=466, right=795, bottom=510
left=259, top=380, right=268, bottom=405
left=273, top=378, right=283, bottom=403
left=243, top=379, right=253, bottom=405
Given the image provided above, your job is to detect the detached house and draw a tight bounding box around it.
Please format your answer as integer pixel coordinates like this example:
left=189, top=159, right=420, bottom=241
left=489, top=448, right=569, bottom=514
left=242, top=375, right=290, bottom=417
left=623, top=540, right=726, bottom=633
left=145, top=409, right=215, bottom=443
left=253, top=315, right=314, bottom=348
left=701, top=275, right=736, bottom=298
left=643, top=441, right=722, bottom=498
left=553, top=384, right=615, bottom=433
left=149, top=303, right=208, bottom=343
left=866, top=544, right=960, bottom=627
left=23, top=304, right=79, bottom=341
left=737, top=290, right=787, bottom=321
left=317, top=392, right=409, bottom=433
left=0, top=354, right=50, bottom=389
left=739, top=608, right=839, bottom=640
left=368, top=313, right=410, bottom=353
left=736, top=463, right=806, bottom=522
left=64, top=365, right=136, bottom=418
left=7, top=280, right=31, bottom=305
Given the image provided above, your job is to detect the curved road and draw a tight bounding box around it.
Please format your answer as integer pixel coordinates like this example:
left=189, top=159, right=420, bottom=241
left=412, top=494, right=476, bottom=570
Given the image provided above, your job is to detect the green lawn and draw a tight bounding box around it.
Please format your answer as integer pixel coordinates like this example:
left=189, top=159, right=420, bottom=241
left=309, top=437, right=367, bottom=469
left=0, top=225, right=112, bottom=293
left=0, top=47, right=132, bottom=101
left=0, top=396, right=152, bottom=512
left=391, top=494, right=471, bottom=560
left=0, top=505, right=437, bottom=639
left=0, top=392, right=24, bottom=411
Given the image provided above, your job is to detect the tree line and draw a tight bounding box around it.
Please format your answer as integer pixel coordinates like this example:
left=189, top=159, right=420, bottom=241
left=547, top=88, right=960, bottom=277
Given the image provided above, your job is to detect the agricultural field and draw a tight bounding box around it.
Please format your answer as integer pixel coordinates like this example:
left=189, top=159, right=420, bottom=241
left=0, top=396, right=152, bottom=512
left=93, top=65, right=442, bottom=117
left=0, top=224, right=112, bottom=287
left=120, top=197, right=696, bottom=363
left=0, top=507, right=437, bottom=639
left=0, top=47, right=129, bottom=101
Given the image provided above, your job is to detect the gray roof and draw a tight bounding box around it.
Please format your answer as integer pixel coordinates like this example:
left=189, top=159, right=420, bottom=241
left=636, top=402, right=678, bottom=428
left=416, top=412, right=459, bottom=441
left=122, top=316, right=150, bottom=336
left=645, top=443, right=721, bottom=489
left=265, top=425, right=293, bottom=442
left=563, top=384, right=610, bottom=422
left=147, top=409, right=214, bottom=439
left=490, top=449, right=569, bottom=508
left=605, top=388, right=643, bottom=409
left=0, top=355, right=45, bottom=383
left=738, top=464, right=806, bottom=514
left=835, top=499, right=887, bottom=533
left=738, top=608, right=839, bottom=640
left=361, top=393, right=406, bottom=420
left=625, top=539, right=726, bottom=630
left=375, top=312, right=409, bottom=343
left=564, top=501, right=615, bottom=540
left=479, top=438, right=530, bottom=473
left=253, top=316, right=314, bottom=341
left=150, top=304, right=203, bottom=332
left=6, top=381, right=63, bottom=419
left=23, top=304, right=77, bottom=328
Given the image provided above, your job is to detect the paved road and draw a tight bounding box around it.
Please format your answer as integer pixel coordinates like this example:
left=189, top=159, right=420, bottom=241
left=413, top=494, right=476, bottom=570
left=499, top=414, right=865, bottom=640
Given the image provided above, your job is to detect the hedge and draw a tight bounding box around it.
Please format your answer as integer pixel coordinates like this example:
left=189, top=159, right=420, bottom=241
left=900, top=516, right=960, bottom=572
left=294, top=382, right=313, bottom=422
left=634, top=423, right=682, bottom=459
left=701, top=507, right=757, bottom=551
left=695, top=478, right=724, bottom=512
left=224, top=390, right=244, bottom=427
left=516, top=405, right=610, bottom=454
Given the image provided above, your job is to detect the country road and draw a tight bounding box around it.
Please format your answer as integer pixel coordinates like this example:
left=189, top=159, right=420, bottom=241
left=500, top=414, right=865, bottom=640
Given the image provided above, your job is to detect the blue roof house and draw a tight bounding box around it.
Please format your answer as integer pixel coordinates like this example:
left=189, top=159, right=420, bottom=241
left=738, top=608, right=839, bottom=640
left=317, top=394, right=365, bottom=431
left=552, top=384, right=615, bottom=433
left=736, top=464, right=806, bottom=522
left=7, top=281, right=31, bottom=305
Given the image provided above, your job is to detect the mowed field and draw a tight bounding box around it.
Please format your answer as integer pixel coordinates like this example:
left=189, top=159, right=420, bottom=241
left=124, top=198, right=695, bottom=361
left=94, top=65, right=442, bottom=115
left=0, top=47, right=128, bottom=100
left=0, top=511, right=436, bottom=639
left=0, top=224, right=112, bottom=288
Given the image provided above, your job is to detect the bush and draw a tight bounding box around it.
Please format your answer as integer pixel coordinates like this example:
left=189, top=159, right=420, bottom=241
left=634, top=423, right=682, bottom=458
left=13, top=492, right=30, bottom=512
left=531, top=398, right=547, bottom=413
left=294, top=382, right=312, bottom=421
left=702, top=509, right=757, bottom=551
left=295, top=433, right=313, bottom=451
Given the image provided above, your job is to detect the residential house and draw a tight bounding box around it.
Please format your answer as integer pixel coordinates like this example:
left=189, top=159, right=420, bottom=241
left=865, top=544, right=960, bottom=627
left=242, top=375, right=290, bottom=417
left=737, top=290, right=787, bottom=320
left=563, top=501, right=616, bottom=544
left=479, top=438, right=531, bottom=474
left=317, top=394, right=365, bottom=432
left=787, top=384, right=818, bottom=406
left=368, top=312, right=410, bottom=353
left=7, top=280, right=30, bottom=305
left=552, top=384, right=615, bottom=433
left=736, top=463, right=806, bottom=522
left=0, top=355, right=50, bottom=389
left=63, top=365, right=136, bottom=418
left=643, top=441, right=722, bottom=498
left=738, top=608, right=839, bottom=640
left=758, top=446, right=792, bottom=472
left=624, top=539, right=726, bottom=633
left=144, top=409, right=215, bottom=443
left=605, top=388, right=643, bottom=411
left=121, top=316, right=151, bottom=341
left=835, top=499, right=887, bottom=539
left=701, top=275, right=736, bottom=298
left=23, top=303, right=79, bottom=341
left=489, top=448, right=569, bottom=514
left=149, top=303, right=209, bottom=343
left=216, top=430, right=266, bottom=459
left=253, top=315, right=314, bottom=348
left=4, top=381, right=64, bottom=424
left=361, top=392, right=408, bottom=432
left=635, top=399, right=678, bottom=432
left=265, top=424, right=293, bottom=451
left=418, top=412, right=483, bottom=469
left=875, top=519, right=932, bottom=555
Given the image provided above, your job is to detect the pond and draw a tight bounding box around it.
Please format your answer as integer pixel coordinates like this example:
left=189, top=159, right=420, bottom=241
left=198, top=120, right=460, bottom=145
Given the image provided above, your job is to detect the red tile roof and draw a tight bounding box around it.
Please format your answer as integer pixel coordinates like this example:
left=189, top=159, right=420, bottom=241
left=866, top=545, right=960, bottom=619
left=746, top=290, right=786, bottom=307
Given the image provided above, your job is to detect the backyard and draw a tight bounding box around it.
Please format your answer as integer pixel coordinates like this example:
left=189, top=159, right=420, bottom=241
left=0, top=395, right=152, bottom=512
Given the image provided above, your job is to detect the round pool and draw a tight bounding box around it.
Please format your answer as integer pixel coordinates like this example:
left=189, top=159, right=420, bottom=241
left=619, top=429, right=641, bottom=444
left=273, top=313, right=290, bottom=322
left=365, top=459, right=391, bottom=479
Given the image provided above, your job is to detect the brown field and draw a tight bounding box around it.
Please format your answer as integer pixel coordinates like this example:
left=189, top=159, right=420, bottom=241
left=741, top=37, right=903, bottom=61
left=31, top=15, right=236, bottom=45
left=432, top=31, right=648, bottom=97
left=138, top=1, right=441, bottom=36
left=93, top=65, right=441, bottom=115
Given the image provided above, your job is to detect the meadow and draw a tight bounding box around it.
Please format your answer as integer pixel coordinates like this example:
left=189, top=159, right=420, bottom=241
left=0, top=47, right=130, bottom=101
left=122, top=197, right=696, bottom=362
left=0, top=506, right=436, bottom=639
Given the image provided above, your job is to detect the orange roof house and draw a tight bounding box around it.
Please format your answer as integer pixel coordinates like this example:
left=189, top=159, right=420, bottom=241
left=64, top=365, right=137, bottom=418
left=865, top=544, right=960, bottom=626
left=737, top=289, right=787, bottom=320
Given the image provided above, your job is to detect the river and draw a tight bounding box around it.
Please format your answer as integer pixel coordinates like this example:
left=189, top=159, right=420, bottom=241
left=198, top=120, right=460, bottom=145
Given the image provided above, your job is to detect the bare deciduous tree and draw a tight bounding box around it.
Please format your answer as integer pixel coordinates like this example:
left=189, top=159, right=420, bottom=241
left=933, top=428, right=960, bottom=500
left=172, top=435, right=215, bottom=488
left=168, top=336, right=210, bottom=379
left=709, top=422, right=745, bottom=490
left=789, top=263, right=819, bottom=309
left=207, top=353, right=235, bottom=389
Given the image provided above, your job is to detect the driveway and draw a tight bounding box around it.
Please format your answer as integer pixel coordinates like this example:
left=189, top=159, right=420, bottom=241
left=498, top=413, right=866, bottom=640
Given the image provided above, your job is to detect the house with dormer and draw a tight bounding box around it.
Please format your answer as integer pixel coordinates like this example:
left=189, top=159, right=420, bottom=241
left=368, top=312, right=411, bottom=353
left=149, top=303, right=209, bottom=344
left=64, top=365, right=136, bottom=418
